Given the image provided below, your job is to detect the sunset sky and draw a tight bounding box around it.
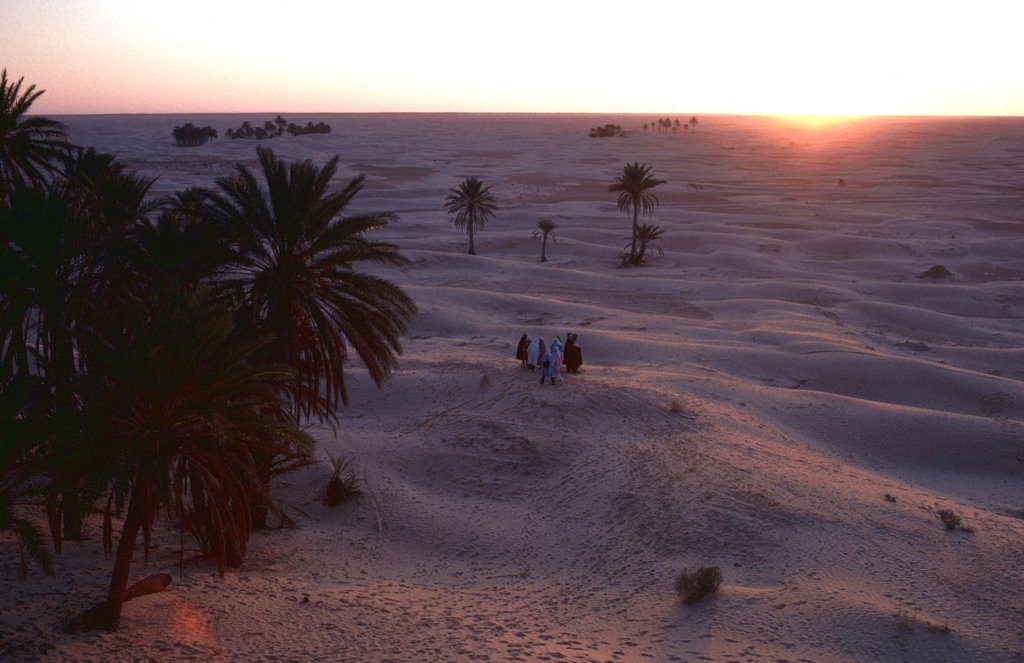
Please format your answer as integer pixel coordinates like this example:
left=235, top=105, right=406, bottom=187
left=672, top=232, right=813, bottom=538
left=4, top=0, right=1023, bottom=116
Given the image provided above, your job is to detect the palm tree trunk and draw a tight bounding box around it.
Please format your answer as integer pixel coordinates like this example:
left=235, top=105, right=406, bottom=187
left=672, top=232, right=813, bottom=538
left=630, top=202, right=639, bottom=263
left=468, top=222, right=476, bottom=255
left=541, top=236, right=548, bottom=262
left=103, top=483, right=146, bottom=630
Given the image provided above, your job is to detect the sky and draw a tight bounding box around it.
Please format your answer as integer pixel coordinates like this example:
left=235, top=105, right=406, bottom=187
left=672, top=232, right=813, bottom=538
left=3, top=0, right=1024, bottom=116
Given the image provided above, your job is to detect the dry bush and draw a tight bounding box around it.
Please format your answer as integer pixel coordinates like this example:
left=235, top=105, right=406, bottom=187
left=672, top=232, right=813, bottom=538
left=323, top=455, right=362, bottom=507
left=674, top=566, right=722, bottom=605
left=937, top=509, right=961, bottom=530
left=884, top=493, right=897, bottom=503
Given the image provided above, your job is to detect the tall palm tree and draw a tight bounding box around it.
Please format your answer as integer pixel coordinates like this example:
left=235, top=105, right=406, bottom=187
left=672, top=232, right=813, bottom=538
left=76, top=289, right=312, bottom=630
left=207, top=147, right=416, bottom=527
left=532, top=218, right=558, bottom=262
left=0, top=70, right=72, bottom=203
left=209, top=146, right=416, bottom=420
left=0, top=149, right=157, bottom=542
left=444, top=176, right=496, bottom=255
left=608, top=162, right=665, bottom=265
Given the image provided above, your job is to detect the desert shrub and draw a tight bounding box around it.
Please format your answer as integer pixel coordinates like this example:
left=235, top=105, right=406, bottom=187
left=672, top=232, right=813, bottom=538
left=674, top=566, right=722, bottom=605
left=937, top=509, right=961, bottom=530
left=884, top=493, right=897, bottom=503
left=323, top=455, right=362, bottom=507
left=479, top=373, right=492, bottom=389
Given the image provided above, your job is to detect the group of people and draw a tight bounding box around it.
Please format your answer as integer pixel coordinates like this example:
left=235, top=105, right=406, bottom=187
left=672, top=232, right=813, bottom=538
left=515, top=333, right=583, bottom=385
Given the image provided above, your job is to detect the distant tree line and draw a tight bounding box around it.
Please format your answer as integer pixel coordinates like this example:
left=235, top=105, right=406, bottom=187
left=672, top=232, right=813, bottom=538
left=225, top=116, right=332, bottom=140
left=589, top=124, right=623, bottom=138
left=643, top=117, right=699, bottom=134
left=172, top=123, right=218, bottom=147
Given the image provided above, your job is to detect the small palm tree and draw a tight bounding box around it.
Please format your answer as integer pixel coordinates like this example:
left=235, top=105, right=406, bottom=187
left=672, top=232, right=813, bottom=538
left=0, top=70, right=72, bottom=202
left=689, top=116, right=699, bottom=132
left=608, top=162, right=665, bottom=266
left=532, top=218, right=558, bottom=262
left=444, top=176, right=496, bottom=255
left=633, top=223, right=665, bottom=264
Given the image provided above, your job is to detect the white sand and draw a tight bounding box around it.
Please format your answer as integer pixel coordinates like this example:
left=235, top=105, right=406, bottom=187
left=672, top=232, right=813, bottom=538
left=3, top=114, right=1023, bottom=662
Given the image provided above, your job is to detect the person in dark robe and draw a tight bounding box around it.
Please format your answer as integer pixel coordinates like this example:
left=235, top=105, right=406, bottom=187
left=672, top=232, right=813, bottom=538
left=515, top=333, right=529, bottom=368
left=564, top=333, right=583, bottom=374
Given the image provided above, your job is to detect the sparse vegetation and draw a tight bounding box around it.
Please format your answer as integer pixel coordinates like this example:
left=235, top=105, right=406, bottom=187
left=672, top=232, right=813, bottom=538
left=533, top=218, right=558, bottom=262
left=894, top=609, right=953, bottom=635
left=224, top=116, right=332, bottom=140
left=885, top=493, right=897, bottom=503
left=323, top=455, right=362, bottom=507
left=172, top=123, right=218, bottom=146
left=589, top=124, right=623, bottom=138
left=444, top=176, right=497, bottom=255
left=674, top=566, right=722, bottom=605
left=937, top=509, right=961, bottom=530
left=609, top=162, right=665, bottom=266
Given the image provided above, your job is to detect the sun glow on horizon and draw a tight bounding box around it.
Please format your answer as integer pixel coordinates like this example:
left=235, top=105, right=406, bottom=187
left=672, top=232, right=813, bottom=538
left=3, top=1, right=1024, bottom=116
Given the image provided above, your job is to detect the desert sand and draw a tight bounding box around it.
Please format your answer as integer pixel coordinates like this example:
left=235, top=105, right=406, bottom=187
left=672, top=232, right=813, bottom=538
left=2, top=113, right=1023, bottom=662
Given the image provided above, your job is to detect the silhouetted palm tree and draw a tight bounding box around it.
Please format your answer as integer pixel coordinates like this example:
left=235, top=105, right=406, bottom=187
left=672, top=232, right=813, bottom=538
left=608, top=162, right=665, bottom=265
left=0, top=69, right=72, bottom=203
left=207, top=147, right=415, bottom=526
left=444, top=176, right=496, bottom=255
left=0, top=149, right=158, bottom=541
left=77, top=289, right=312, bottom=630
left=532, top=218, right=558, bottom=262
left=689, top=116, right=699, bottom=132
left=210, top=146, right=416, bottom=420
left=633, top=223, right=665, bottom=264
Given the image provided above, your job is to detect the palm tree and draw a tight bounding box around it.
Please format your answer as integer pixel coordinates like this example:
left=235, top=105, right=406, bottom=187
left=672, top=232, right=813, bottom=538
left=0, top=149, right=158, bottom=542
left=689, top=116, right=699, bottom=132
left=444, top=176, right=496, bottom=255
left=76, top=289, right=312, bottom=630
left=608, top=162, right=665, bottom=266
left=633, top=223, right=665, bottom=264
left=207, top=147, right=416, bottom=527
left=532, top=218, right=558, bottom=262
left=0, top=69, right=72, bottom=203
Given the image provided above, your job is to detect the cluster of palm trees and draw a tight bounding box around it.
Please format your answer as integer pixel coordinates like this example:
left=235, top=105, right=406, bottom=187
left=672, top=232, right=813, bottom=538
left=643, top=117, right=699, bottom=134
left=446, top=161, right=666, bottom=267
left=225, top=117, right=332, bottom=140
left=1, top=71, right=416, bottom=630
left=172, top=122, right=219, bottom=146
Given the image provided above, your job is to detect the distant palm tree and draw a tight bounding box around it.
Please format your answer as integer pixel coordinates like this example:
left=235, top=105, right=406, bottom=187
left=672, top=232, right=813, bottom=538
left=633, top=223, right=665, bottom=264
left=207, top=147, right=416, bottom=527
left=608, top=162, right=665, bottom=265
left=689, top=116, right=699, bottom=132
left=0, top=69, right=72, bottom=202
left=76, top=289, right=312, bottom=630
left=444, top=176, right=496, bottom=255
left=532, top=218, right=558, bottom=262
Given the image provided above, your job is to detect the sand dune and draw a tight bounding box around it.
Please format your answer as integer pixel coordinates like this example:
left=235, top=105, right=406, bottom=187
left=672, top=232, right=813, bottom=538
left=2, top=114, right=1022, bottom=661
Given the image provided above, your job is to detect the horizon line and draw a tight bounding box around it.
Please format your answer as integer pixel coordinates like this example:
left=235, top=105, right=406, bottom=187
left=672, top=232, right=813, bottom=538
left=44, top=110, right=1024, bottom=120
